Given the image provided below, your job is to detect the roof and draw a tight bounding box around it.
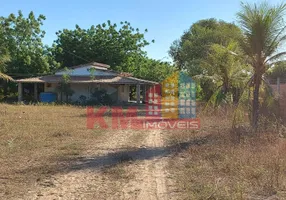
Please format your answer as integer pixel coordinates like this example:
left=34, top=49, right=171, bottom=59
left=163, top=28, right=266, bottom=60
left=69, top=62, right=110, bottom=69
left=16, top=75, right=157, bottom=85
left=17, top=62, right=158, bottom=85
left=55, top=62, right=111, bottom=73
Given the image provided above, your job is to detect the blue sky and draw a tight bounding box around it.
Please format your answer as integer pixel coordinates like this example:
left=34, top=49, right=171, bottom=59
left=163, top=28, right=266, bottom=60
left=0, top=0, right=282, bottom=61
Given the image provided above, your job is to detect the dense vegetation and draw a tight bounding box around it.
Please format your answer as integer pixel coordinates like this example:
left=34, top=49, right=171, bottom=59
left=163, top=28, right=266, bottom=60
left=0, top=14, right=174, bottom=82
left=170, top=2, right=286, bottom=130
left=0, top=1, right=286, bottom=130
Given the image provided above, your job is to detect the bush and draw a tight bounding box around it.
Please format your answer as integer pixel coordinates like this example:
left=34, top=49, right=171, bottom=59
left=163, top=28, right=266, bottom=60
left=78, top=95, right=87, bottom=105
left=86, top=89, right=114, bottom=105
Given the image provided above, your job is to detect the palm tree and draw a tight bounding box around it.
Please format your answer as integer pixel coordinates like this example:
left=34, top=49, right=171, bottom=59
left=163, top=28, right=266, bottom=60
left=196, top=42, right=249, bottom=106
left=237, top=2, right=286, bottom=131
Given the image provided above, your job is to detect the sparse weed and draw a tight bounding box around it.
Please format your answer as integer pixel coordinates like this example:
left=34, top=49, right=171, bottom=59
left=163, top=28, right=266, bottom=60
left=167, top=108, right=286, bottom=199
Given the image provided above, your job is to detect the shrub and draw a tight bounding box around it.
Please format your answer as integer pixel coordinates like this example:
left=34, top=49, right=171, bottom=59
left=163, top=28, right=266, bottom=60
left=87, top=88, right=114, bottom=105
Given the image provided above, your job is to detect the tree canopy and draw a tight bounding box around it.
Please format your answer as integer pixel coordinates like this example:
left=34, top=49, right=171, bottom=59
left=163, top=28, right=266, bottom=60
left=52, top=21, right=153, bottom=71
left=198, top=41, right=249, bottom=104
left=120, top=55, right=175, bottom=82
left=169, top=18, right=243, bottom=75
left=0, top=13, right=174, bottom=83
left=0, top=11, right=59, bottom=75
left=169, top=18, right=246, bottom=101
left=50, top=20, right=174, bottom=82
left=0, top=22, right=12, bottom=80
left=267, top=61, right=286, bottom=83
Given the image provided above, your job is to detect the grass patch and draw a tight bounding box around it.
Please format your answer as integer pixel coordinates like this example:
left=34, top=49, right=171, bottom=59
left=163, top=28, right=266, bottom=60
left=58, top=143, right=83, bottom=156
left=0, top=103, right=109, bottom=199
left=102, top=163, right=134, bottom=180
left=167, top=113, right=286, bottom=199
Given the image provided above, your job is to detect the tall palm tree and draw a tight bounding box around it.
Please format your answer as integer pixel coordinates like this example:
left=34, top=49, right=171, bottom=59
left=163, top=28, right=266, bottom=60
left=237, top=2, right=286, bottom=131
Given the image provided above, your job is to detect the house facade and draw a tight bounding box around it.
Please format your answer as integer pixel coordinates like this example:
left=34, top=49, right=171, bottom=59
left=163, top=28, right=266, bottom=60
left=16, top=62, right=157, bottom=104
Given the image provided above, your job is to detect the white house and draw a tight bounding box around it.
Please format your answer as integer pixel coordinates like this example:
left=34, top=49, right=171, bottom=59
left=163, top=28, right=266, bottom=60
left=16, top=62, right=157, bottom=104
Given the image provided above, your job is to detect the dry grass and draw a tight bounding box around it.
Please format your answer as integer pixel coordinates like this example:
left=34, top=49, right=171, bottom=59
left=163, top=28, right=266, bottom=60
left=0, top=103, right=149, bottom=199
left=167, top=111, right=286, bottom=200
left=0, top=103, right=113, bottom=198
left=2, top=103, right=286, bottom=199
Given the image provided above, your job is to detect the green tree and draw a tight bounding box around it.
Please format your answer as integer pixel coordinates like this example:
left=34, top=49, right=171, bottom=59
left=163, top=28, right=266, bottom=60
left=52, top=21, right=153, bottom=72
left=237, top=2, right=286, bottom=131
left=198, top=42, right=250, bottom=105
left=267, top=61, right=286, bottom=83
left=169, top=19, right=243, bottom=100
left=119, top=55, right=175, bottom=82
left=169, top=18, right=242, bottom=74
left=57, top=69, right=74, bottom=102
left=135, top=58, right=175, bottom=82
left=0, top=20, right=13, bottom=81
left=1, top=11, right=59, bottom=75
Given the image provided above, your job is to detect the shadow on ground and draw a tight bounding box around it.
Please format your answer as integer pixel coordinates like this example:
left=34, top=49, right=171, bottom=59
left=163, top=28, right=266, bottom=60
left=18, top=134, right=213, bottom=176
left=64, top=135, right=212, bottom=172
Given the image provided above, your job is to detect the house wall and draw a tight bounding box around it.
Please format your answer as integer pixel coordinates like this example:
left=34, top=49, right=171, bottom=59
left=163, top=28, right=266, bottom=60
left=44, top=83, right=58, bottom=93
left=43, top=83, right=59, bottom=100
left=43, top=82, right=130, bottom=103
left=47, top=65, right=133, bottom=103
left=69, top=83, right=90, bottom=102
left=118, top=85, right=130, bottom=102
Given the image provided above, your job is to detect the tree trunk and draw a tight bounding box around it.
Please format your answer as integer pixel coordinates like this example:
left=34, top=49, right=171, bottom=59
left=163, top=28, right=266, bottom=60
left=232, top=88, right=240, bottom=105
left=252, top=73, right=262, bottom=132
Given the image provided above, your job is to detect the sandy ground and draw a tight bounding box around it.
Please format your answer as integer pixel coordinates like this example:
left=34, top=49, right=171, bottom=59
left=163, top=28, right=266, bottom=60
left=121, top=129, right=171, bottom=200
left=23, top=128, right=173, bottom=200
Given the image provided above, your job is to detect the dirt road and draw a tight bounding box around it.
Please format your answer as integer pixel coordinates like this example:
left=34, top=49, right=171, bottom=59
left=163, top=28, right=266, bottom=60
left=121, top=129, right=170, bottom=200
left=24, top=128, right=173, bottom=200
